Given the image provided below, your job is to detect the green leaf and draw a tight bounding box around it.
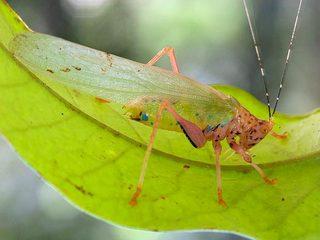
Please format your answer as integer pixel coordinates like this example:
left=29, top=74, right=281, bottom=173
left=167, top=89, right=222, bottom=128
left=0, top=2, right=319, bottom=239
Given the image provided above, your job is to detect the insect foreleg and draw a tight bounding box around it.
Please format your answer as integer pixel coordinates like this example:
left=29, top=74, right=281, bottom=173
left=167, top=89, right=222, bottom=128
left=146, top=46, right=180, bottom=73
left=129, top=100, right=207, bottom=206
left=227, top=139, right=277, bottom=185
left=212, top=141, right=227, bottom=207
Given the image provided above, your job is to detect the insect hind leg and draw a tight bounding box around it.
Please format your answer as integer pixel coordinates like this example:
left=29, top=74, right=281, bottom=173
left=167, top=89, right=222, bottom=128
left=129, top=100, right=207, bottom=206
left=146, top=46, right=180, bottom=73
left=129, top=100, right=169, bottom=206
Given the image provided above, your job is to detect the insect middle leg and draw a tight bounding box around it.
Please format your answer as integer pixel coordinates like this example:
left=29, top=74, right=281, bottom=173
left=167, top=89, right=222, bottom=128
left=228, top=140, right=277, bottom=185
left=146, top=46, right=180, bottom=73
left=212, top=141, right=227, bottom=207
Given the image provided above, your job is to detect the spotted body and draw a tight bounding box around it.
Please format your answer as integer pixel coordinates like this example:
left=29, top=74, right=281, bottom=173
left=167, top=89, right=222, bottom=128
left=125, top=94, right=273, bottom=151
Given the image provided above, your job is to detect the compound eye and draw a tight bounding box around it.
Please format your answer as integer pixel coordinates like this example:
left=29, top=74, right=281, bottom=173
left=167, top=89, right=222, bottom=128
left=140, top=112, right=149, bottom=121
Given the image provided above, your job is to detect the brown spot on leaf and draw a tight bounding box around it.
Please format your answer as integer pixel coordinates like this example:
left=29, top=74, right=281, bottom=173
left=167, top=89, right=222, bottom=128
left=113, top=132, right=120, bottom=136
left=61, top=67, right=71, bottom=72
left=95, top=97, right=110, bottom=103
left=72, top=66, right=81, bottom=71
left=103, top=53, right=113, bottom=67
left=46, top=69, right=54, bottom=73
left=241, top=168, right=250, bottom=174
left=183, top=164, right=190, bottom=169
left=160, top=196, right=166, bottom=200
left=72, top=89, right=81, bottom=97
left=66, top=178, right=93, bottom=197
left=106, top=53, right=112, bottom=61
left=74, top=185, right=93, bottom=196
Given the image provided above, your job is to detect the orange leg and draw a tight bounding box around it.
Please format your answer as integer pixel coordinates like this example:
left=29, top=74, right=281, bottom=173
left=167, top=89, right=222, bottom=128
left=129, top=101, right=168, bottom=206
left=271, top=131, right=288, bottom=140
left=129, top=100, right=206, bottom=206
left=228, top=141, right=277, bottom=185
left=213, top=141, right=227, bottom=207
left=146, top=46, right=180, bottom=73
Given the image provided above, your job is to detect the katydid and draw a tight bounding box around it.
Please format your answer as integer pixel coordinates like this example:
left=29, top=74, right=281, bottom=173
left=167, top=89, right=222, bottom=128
left=9, top=0, right=303, bottom=207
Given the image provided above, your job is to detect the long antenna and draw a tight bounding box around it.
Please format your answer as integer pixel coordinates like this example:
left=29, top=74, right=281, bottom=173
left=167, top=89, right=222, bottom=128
left=242, top=0, right=271, bottom=119
left=272, top=0, right=303, bottom=116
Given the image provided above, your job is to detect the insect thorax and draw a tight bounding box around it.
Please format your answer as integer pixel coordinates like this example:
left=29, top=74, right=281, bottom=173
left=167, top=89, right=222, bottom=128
left=227, top=106, right=273, bottom=150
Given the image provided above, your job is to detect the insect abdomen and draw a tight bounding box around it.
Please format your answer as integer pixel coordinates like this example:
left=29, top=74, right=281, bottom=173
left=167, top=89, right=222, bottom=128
left=125, top=96, right=236, bottom=133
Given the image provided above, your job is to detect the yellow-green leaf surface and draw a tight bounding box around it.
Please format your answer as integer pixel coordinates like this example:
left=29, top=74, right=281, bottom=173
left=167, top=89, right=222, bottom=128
left=0, top=2, right=319, bottom=239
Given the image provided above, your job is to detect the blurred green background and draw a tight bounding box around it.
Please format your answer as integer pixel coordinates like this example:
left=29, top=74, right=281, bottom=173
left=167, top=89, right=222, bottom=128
left=1, top=0, right=319, bottom=239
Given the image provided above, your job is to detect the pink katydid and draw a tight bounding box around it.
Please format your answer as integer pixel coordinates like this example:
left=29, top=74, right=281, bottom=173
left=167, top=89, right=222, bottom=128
left=9, top=0, right=303, bottom=207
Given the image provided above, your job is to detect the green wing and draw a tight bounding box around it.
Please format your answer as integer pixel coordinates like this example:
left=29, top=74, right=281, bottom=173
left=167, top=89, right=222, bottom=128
left=10, top=32, right=237, bottom=129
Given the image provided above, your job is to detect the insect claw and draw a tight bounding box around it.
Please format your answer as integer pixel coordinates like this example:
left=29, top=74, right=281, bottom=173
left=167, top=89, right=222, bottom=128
left=129, top=187, right=142, bottom=206
left=217, top=188, right=228, bottom=207
left=218, top=198, right=228, bottom=208
left=264, top=177, right=277, bottom=185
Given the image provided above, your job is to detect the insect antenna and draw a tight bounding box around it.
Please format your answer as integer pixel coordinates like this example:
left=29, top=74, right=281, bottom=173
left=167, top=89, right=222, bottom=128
left=242, top=0, right=271, bottom=119
left=272, top=0, right=303, bottom=116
